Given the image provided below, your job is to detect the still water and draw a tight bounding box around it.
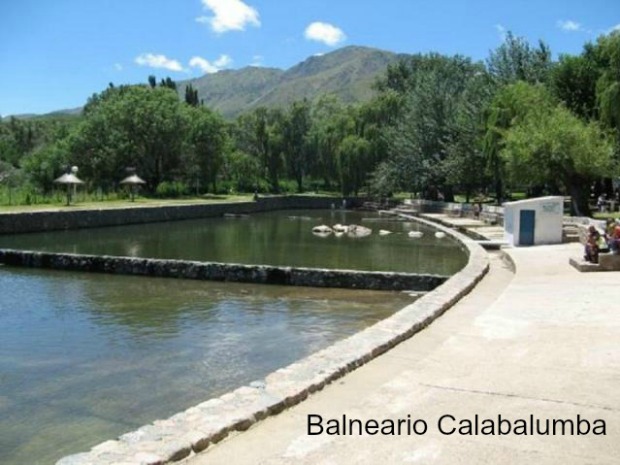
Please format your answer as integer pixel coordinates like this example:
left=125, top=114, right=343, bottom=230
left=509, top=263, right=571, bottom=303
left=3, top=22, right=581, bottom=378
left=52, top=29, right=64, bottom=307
left=0, top=267, right=414, bottom=465
left=0, top=209, right=466, bottom=463
left=0, top=210, right=467, bottom=275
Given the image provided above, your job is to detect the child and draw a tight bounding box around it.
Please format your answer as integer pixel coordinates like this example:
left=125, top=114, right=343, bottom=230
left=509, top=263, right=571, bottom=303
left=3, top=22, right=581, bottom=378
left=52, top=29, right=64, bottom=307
left=584, top=225, right=600, bottom=263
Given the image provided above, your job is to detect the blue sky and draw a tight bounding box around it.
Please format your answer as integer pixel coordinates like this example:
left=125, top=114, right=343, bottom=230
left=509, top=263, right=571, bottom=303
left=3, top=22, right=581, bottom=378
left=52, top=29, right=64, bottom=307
left=0, top=0, right=618, bottom=116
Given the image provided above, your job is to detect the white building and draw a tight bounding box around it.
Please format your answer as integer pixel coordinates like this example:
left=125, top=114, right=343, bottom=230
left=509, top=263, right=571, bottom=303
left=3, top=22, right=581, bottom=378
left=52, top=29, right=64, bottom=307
left=503, top=196, right=564, bottom=247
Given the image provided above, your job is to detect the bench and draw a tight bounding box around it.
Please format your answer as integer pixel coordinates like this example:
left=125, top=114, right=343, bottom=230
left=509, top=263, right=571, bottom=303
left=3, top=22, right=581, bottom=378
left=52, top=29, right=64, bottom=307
left=569, top=253, right=620, bottom=272
left=599, top=253, right=620, bottom=271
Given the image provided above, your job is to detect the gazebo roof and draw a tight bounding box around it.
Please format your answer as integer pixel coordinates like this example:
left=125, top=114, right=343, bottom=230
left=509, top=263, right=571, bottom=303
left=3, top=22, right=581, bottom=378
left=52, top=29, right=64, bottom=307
left=54, top=173, right=84, bottom=184
left=120, top=174, right=146, bottom=185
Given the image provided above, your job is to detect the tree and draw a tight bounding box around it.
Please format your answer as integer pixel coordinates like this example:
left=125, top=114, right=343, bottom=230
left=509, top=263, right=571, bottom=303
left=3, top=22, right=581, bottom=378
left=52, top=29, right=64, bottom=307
left=160, top=77, right=177, bottom=91
left=223, top=150, right=261, bottom=192
left=233, top=107, right=284, bottom=193
left=307, top=95, right=354, bottom=190
left=22, top=141, right=70, bottom=192
left=487, top=31, right=553, bottom=85
left=337, top=135, right=370, bottom=196
left=282, top=100, right=312, bottom=193
left=377, top=54, right=487, bottom=200
left=550, top=53, right=600, bottom=120
left=444, top=70, right=495, bottom=201
left=184, top=84, right=199, bottom=107
left=593, top=32, right=620, bottom=142
left=67, top=85, right=188, bottom=190
left=185, top=106, right=228, bottom=193
left=148, top=75, right=157, bottom=89
left=482, top=81, right=557, bottom=203
left=501, top=90, right=615, bottom=215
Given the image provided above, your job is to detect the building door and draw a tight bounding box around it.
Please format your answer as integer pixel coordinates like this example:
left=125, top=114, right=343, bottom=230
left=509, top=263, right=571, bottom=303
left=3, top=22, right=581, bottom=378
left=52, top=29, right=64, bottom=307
left=519, top=210, right=535, bottom=246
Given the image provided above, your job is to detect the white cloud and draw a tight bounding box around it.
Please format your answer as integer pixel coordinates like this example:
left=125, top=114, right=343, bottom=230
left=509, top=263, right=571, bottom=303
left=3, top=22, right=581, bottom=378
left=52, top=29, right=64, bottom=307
left=304, top=22, right=346, bottom=46
left=495, top=24, right=507, bottom=41
left=607, top=23, right=620, bottom=34
left=557, top=20, right=582, bottom=32
left=251, top=55, right=264, bottom=66
left=189, top=54, right=233, bottom=74
left=114, top=63, right=123, bottom=71
left=197, top=0, right=260, bottom=33
left=135, top=53, right=185, bottom=72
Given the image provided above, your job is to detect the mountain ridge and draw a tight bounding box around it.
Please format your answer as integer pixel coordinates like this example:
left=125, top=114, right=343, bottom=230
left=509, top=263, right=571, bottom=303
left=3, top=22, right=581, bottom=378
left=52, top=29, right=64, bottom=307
left=178, top=45, right=404, bottom=118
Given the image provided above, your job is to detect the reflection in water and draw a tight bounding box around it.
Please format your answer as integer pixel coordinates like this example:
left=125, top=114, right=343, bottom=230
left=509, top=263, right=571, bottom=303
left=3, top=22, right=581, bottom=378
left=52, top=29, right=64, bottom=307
left=0, top=210, right=467, bottom=274
left=0, top=267, right=415, bottom=465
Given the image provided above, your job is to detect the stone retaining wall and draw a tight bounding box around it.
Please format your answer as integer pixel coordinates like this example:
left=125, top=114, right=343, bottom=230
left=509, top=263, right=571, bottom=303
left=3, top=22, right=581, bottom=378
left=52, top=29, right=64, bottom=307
left=0, top=196, right=359, bottom=235
left=52, top=215, right=489, bottom=465
left=0, top=249, right=447, bottom=292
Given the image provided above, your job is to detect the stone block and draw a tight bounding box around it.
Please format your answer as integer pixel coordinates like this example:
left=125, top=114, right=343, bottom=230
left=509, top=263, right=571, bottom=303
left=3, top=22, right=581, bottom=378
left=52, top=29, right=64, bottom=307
left=599, top=253, right=620, bottom=271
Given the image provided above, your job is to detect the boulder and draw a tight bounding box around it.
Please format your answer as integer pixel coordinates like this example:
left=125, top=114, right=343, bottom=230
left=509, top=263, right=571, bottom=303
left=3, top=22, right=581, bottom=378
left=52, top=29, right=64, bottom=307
left=347, top=224, right=372, bottom=238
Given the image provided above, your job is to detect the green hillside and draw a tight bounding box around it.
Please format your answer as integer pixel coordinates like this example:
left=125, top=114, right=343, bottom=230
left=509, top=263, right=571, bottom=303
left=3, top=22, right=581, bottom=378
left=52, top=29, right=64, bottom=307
left=178, top=45, right=403, bottom=118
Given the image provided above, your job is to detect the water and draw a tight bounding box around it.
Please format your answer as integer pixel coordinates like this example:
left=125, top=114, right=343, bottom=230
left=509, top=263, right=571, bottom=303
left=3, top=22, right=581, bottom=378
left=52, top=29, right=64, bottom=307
left=0, top=210, right=467, bottom=275
left=0, top=209, right=466, bottom=463
left=0, top=267, right=414, bottom=465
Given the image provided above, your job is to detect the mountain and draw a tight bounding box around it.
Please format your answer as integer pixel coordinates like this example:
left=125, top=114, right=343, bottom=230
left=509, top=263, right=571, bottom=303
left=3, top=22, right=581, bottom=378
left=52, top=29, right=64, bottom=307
left=178, top=45, right=405, bottom=118
left=2, top=107, right=82, bottom=121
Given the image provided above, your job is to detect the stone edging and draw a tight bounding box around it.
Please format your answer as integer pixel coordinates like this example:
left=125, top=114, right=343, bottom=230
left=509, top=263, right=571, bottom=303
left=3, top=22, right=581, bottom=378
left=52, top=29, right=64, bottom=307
left=0, top=250, right=448, bottom=292
left=0, top=196, right=359, bottom=235
left=55, top=215, right=489, bottom=465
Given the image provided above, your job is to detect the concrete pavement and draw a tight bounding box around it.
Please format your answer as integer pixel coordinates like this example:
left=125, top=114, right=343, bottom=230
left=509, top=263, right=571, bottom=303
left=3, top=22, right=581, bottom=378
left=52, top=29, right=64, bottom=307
left=184, top=244, right=620, bottom=465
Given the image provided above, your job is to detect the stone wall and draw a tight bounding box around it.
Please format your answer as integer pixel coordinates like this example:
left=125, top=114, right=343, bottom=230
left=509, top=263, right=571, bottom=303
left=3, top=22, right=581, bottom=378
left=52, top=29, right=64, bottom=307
left=0, top=249, right=447, bottom=291
left=0, top=196, right=360, bottom=235
left=402, top=199, right=504, bottom=225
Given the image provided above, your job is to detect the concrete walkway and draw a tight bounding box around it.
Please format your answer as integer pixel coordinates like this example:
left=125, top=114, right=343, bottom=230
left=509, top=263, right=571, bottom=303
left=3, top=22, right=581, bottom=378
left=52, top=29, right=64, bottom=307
left=184, top=244, right=619, bottom=465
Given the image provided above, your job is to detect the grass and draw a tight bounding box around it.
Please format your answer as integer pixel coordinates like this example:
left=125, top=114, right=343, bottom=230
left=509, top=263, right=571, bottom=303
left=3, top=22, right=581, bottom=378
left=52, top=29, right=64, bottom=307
left=0, top=194, right=254, bottom=214
left=593, top=211, right=620, bottom=220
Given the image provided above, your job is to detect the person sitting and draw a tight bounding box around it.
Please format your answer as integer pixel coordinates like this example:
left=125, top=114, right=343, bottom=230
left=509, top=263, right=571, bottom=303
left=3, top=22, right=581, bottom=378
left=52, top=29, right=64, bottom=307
left=584, top=225, right=601, bottom=263
left=605, top=219, right=620, bottom=255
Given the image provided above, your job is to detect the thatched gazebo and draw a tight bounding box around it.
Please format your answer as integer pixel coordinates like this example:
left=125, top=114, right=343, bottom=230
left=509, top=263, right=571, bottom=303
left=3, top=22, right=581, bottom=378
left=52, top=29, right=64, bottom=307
left=120, top=174, right=146, bottom=202
left=54, top=168, right=84, bottom=206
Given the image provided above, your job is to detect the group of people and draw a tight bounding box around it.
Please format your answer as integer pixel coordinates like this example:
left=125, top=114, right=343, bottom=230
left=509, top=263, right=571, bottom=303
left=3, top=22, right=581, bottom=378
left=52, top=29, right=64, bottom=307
left=584, top=219, right=620, bottom=263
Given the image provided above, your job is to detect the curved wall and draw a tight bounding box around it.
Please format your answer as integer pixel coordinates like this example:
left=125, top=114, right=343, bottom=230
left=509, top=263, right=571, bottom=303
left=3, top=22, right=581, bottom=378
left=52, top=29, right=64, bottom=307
left=50, top=213, right=489, bottom=465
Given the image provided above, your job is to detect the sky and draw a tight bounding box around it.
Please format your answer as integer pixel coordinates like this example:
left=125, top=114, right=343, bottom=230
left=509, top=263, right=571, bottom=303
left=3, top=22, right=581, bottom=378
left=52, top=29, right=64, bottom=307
left=0, top=0, right=618, bottom=116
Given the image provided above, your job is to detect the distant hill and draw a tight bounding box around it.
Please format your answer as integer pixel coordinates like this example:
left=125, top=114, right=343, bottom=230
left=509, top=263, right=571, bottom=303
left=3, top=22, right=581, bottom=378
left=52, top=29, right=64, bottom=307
left=178, top=45, right=405, bottom=118
left=2, top=107, right=82, bottom=121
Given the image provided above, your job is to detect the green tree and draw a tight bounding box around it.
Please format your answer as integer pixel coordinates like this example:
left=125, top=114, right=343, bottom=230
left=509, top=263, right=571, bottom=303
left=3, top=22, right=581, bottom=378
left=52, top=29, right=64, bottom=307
left=307, top=95, right=354, bottom=190
left=487, top=31, right=553, bottom=85
left=444, top=70, right=495, bottom=201
left=68, top=85, right=188, bottom=190
left=223, top=150, right=261, bottom=192
left=593, top=32, right=620, bottom=142
left=233, top=107, right=284, bottom=193
left=482, top=81, right=556, bottom=203
left=550, top=53, right=600, bottom=120
left=22, top=140, right=70, bottom=192
left=377, top=54, right=487, bottom=200
left=184, top=84, right=200, bottom=107
left=337, top=134, right=371, bottom=196
left=501, top=91, right=615, bottom=215
left=282, top=100, right=312, bottom=192
left=185, top=106, right=228, bottom=193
